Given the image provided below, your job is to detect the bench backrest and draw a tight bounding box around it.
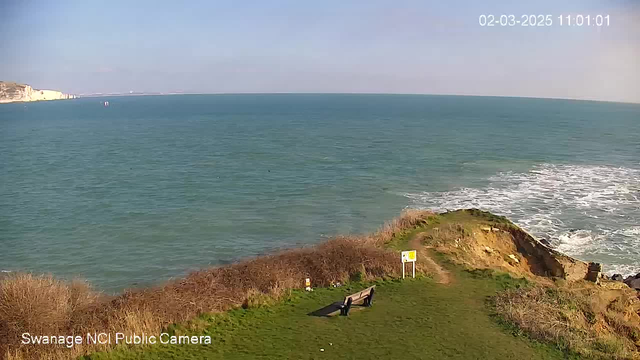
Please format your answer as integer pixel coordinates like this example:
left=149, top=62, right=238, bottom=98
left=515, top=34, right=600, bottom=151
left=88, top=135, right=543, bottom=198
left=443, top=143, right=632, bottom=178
left=343, top=285, right=375, bottom=305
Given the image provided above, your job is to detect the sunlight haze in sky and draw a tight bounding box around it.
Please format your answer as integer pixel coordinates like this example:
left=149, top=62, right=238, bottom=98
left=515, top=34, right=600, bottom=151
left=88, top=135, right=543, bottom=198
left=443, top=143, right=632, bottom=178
left=1, top=0, right=638, bottom=103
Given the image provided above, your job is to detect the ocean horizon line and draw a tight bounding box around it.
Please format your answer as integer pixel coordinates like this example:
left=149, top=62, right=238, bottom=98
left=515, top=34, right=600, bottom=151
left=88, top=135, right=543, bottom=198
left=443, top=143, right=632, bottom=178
left=72, top=92, right=640, bottom=106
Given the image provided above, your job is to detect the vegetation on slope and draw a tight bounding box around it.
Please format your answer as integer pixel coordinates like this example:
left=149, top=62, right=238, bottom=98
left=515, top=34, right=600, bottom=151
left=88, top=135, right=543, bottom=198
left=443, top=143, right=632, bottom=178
left=1, top=209, right=638, bottom=360
left=87, top=268, right=569, bottom=360
left=496, top=283, right=640, bottom=359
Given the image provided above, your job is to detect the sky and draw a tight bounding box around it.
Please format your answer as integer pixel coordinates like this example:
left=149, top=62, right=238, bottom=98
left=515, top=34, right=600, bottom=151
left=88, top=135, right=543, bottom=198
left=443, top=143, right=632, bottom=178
left=0, top=0, right=638, bottom=103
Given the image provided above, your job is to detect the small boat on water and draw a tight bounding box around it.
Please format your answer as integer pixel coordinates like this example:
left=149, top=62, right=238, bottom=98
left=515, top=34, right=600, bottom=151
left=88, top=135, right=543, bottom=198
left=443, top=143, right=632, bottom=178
left=104, top=101, right=110, bottom=107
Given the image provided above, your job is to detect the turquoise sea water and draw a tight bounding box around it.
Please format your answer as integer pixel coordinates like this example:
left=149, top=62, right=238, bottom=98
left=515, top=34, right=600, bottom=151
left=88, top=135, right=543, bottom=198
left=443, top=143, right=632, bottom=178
left=1, top=94, right=639, bottom=292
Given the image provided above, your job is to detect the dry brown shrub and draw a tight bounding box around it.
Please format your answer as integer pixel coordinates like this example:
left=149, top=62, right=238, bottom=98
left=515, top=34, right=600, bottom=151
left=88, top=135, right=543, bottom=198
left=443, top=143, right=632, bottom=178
left=373, top=209, right=435, bottom=245
left=0, top=274, right=102, bottom=360
left=1, top=230, right=406, bottom=360
left=495, top=283, right=640, bottom=359
left=0, top=274, right=71, bottom=344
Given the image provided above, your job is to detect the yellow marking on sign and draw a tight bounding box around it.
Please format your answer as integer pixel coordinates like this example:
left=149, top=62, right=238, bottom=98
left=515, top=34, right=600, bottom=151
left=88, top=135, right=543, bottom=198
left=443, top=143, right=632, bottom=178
left=401, top=250, right=417, bottom=263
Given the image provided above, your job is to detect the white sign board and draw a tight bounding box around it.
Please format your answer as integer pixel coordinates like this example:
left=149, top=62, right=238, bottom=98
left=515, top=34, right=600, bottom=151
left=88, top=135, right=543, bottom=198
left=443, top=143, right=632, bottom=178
left=401, top=250, right=417, bottom=263
left=401, top=250, right=417, bottom=278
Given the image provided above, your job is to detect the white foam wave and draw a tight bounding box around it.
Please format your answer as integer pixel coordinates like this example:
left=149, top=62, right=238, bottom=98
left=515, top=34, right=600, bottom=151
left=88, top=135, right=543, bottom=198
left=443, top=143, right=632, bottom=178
left=406, top=164, right=640, bottom=276
left=608, top=264, right=639, bottom=277
left=556, top=230, right=604, bottom=255
left=616, top=227, right=640, bottom=237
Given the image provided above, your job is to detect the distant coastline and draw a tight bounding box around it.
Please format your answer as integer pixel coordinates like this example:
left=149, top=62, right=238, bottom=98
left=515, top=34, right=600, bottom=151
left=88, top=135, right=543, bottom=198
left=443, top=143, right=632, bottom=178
left=76, top=92, right=640, bottom=106
left=0, top=81, right=77, bottom=104
left=3, top=86, right=636, bottom=105
left=78, top=91, right=185, bottom=97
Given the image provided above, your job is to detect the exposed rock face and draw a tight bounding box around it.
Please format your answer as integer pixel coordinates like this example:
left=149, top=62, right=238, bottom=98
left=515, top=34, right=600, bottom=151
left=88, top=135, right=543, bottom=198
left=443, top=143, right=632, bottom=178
left=625, top=278, right=640, bottom=291
left=507, top=226, right=589, bottom=281
left=624, top=273, right=640, bottom=291
left=424, top=211, right=634, bottom=292
left=0, top=81, right=76, bottom=103
left=419, top=210, right=591, bottom=282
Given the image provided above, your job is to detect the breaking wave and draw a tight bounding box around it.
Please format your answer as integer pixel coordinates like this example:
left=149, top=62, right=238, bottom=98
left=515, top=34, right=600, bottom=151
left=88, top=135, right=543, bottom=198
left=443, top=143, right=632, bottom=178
left=406, top=164, right=640, bottom=276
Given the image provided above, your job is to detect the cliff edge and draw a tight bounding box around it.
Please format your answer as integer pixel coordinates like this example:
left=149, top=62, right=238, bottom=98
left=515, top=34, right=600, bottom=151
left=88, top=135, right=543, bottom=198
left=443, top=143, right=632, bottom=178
left=1, top=209, right=638, bottom=360
left=412, top=209, right=632, bottom=285
left=0, top=81, right=76, bottom=104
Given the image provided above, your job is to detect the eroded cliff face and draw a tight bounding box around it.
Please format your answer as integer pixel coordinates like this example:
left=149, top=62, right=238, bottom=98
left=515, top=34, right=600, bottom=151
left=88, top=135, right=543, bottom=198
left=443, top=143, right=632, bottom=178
left=417, top=209, right=593, bottom=282
left=0, top=81, right=76, bottom=103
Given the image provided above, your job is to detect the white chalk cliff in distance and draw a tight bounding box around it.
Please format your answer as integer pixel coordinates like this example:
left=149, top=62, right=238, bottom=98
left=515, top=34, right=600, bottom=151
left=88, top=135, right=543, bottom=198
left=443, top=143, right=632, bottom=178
left=0, top=81, right=77, bottom=103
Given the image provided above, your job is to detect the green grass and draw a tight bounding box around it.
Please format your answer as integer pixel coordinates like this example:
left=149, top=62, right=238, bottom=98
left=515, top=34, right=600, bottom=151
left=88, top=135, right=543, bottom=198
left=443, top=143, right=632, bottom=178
left=434, top=210, right=516, bottom=232
left=386, top=209, right=514, bottom=251
left=85, top=265, right=571, bottom=360
left=385, top=225, right=428, bottom=250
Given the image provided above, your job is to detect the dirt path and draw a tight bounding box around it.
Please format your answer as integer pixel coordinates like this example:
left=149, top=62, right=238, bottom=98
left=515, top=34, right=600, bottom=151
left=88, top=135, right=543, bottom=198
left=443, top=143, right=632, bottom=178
left=408, top=232, right=452, bottom=285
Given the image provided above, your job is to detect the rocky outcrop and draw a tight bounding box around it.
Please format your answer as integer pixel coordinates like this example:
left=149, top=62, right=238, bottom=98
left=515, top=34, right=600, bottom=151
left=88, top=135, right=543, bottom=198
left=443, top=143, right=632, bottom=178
left=624, top=273, right=640, bottom=291
left=419, top=210, right=592, bottom=282
left=500, top=222, right=637, bottom=291
left=423, top=210, right=638, bottom=288
left=506, top=225, right=589, bottom=281
left=0, top=81, right=76, bottom=104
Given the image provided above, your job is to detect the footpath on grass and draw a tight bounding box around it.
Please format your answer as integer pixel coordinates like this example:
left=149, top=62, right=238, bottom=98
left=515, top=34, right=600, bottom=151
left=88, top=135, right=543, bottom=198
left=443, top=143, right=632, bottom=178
left=408, top=232, right=451, bottom=285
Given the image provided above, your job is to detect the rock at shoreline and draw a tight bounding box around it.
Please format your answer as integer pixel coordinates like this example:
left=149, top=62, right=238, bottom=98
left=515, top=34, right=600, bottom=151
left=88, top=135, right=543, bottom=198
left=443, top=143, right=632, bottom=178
left=625, top=278, right=640, bottom=291
left=611, top=274, right=624, bottom=282
left=623, top=273, right=640, bottom=291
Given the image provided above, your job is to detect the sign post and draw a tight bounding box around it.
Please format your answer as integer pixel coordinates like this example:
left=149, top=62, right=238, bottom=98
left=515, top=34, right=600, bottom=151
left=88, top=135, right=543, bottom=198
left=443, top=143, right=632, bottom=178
left=401, top=250, right=417, bottom=279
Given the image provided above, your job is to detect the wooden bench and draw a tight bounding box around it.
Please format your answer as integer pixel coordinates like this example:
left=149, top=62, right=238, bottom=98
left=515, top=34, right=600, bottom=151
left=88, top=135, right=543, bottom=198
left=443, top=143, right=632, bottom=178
left=339, top=285, right=375, bottom=316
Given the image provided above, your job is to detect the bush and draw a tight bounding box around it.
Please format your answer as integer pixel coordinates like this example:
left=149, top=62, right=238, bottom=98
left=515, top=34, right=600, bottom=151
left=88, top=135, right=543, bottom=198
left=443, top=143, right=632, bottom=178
left=495, top=284, right=640, bottom=359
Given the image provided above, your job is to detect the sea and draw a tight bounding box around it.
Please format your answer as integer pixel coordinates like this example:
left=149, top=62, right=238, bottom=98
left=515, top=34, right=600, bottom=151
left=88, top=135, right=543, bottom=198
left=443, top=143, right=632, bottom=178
left=1, top=94, right=638, bottom=292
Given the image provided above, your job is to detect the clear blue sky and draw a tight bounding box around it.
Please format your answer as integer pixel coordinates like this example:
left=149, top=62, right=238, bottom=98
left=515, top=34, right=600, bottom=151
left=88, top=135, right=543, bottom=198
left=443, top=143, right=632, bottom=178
left=1, top=0, right=638, bottom=102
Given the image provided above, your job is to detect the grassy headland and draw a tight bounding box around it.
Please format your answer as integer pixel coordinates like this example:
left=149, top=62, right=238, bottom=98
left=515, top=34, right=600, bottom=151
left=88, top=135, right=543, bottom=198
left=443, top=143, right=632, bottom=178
left=1, top=209, right=638, bottom=360
left=86, top=268, right=569, bottom=360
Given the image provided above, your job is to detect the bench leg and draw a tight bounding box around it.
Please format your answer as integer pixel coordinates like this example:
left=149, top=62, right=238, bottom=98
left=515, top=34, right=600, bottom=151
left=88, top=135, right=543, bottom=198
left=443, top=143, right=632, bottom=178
left=341, top=298, right=353, bottom=316
left=366, top=289, right=375, bottom=307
